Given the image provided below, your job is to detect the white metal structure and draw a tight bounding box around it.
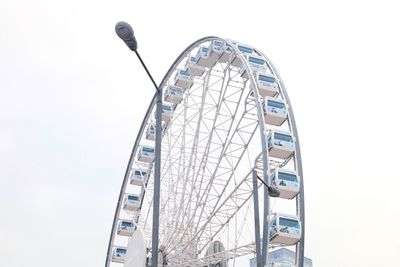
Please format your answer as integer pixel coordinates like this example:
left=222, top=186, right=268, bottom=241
left=107, top=37, right=306, bottom=267
left=269, top=214, right=301, bottom=246
left=264, top=97, right=288, bottom=126
left=270, top=169, right=299, bottom=199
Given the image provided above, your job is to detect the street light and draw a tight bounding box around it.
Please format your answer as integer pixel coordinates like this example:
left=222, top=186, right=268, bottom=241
left=115, top=21, right=137, bottom=51
left=256, top=174, right=280, bottom=198
left=115, top=21, right=162, bottom=267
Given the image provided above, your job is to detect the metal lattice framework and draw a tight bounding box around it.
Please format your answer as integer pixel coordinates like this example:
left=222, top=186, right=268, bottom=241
left=106, top=37, right=305, bottom=267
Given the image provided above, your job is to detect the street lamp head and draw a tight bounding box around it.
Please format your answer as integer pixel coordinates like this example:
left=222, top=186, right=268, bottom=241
left=115, top=21, right=138, bottom=51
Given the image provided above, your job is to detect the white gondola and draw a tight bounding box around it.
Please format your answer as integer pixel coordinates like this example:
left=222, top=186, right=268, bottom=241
left=269, top=213, right=301, bottom=246
left=264, top=97, right=288, bottom=126
left=240, top=54, right=268, bottom=79
left=270, top=169, right=300, bottom=199
left=230, top=43, right=255, bottom=67
left=220, top=44, right=233, bottom=63
left=184, top=56, right=205, bottom=76
left=112, top=247, right=127, bottom=263
left=117, top=220, right=135, bottom=237
left=209, top=40, right=224, bottom=63
left=248, top=54, right=268, bottom=71
left=237, top=43, right=255, bottom=55
left=161, top=103, right=174, bottom=122
left=195, top=46, right=218, bottom=67
left=145, top=123, right=155, bottom=140
left=123, top=194, right=141, bottom=211
left=137, top=145, right=155, bottom=163
left=267, top=130, right=295, bottom=159
left=164, top=85, right=184, bottom=104
left=257, top=72, right=279, bottom=97
left=130, top=169, right=148, bottom=186
left=174, top=69, right=194, bottom=89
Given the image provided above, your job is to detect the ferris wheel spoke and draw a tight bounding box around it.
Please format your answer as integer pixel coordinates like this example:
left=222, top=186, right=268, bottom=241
left=194, top=169, right=261, bottom=254
left=167, top=68, right=248, bottom=252
left=163, top=65, right=234, bottom=241
left=171, top=92, right=259, bottom=256
left=192, top=95, right=258, bottom=224
left=161, top=67, right=217, bottom=247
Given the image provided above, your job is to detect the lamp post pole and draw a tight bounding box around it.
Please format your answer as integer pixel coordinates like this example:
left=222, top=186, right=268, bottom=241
left=152, top=82, right=162, bottom=267
left=115, top=21, right=162, bottom=267
left=252, top=170, right=262, bottom=267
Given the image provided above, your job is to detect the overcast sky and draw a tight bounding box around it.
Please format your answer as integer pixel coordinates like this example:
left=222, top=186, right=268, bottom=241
left=1, top=0, right=400, bottom=266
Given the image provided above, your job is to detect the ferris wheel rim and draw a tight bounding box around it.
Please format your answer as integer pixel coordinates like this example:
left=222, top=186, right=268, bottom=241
left=256, top=50, right=305, bottom=264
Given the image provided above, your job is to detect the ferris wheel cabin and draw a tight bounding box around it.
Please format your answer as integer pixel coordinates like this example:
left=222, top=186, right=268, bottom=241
left=123, top=194, right=141, bottom=211
left=270, top=168, right=300, bottom=199
left=164, top=85, right=184, bottom=105
left=130, top=169, right=148, bottom=186
left=117, top=220, right=135, bottom=237
left=196, top=46, right=218, bottom=67
left=264, top=97, right=288, bottom=126
left=112, top=247, right=127, bottom=263
left=230, top=43, right=255, bottom=67
left=137, top=145, right=155, bottom=163
left=257, top=72, right=279, bottom=97
left=161, top=103, right=174, bottom=122
left=185, top=56, right=205, bottom=76
left=220, top=44, right=233, bottom=63
left=267, top=130, right=295, bottom=159
left=174, top=69, right=194, bottom=89
left=269, top=213, right=301, bottom=246
left=241, top=54, right=268, bottom=78
left=145, top=123, right=155, bottom=140
left=209, top=40, right=224, bottom=62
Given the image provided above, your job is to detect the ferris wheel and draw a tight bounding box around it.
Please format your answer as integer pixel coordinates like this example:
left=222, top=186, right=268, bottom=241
left=106, top=35, right=305, bottom=267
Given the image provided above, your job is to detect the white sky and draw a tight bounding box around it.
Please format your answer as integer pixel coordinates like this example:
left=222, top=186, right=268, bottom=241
left=1, top=0, right=400, bottom=266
